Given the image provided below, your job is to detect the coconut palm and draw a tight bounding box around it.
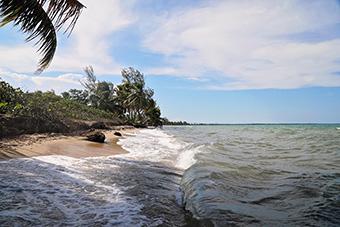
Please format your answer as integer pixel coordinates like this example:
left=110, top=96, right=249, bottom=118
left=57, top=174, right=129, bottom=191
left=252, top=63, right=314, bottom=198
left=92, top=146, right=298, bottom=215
left=0, top=0, right=85, bottom=73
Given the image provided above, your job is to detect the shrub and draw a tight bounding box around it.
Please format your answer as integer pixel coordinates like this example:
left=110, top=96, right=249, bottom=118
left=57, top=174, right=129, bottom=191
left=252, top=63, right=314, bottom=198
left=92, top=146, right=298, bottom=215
left=0, top=80, right=24, bottom=114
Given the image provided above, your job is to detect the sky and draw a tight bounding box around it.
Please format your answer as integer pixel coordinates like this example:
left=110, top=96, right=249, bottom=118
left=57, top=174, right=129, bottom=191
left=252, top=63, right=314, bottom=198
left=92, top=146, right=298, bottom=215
left=1, top=0, right=340, bottom=123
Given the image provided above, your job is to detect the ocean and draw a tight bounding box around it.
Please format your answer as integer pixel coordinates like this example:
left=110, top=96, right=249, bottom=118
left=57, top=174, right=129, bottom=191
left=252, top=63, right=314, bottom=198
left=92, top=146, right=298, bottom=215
left=1, top=124, right=340, bottom=226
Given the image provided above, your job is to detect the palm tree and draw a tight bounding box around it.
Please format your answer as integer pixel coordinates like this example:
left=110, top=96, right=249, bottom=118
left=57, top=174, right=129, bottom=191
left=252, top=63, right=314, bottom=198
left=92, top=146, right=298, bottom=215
left=114, top=81, right=134, bottom=122
left=81, top=66, right=118, bottom=113
left=127, top=81, right=154, bottom=124
left=0, top=0, right=85, bottom=73
left=119, top=68, right=160, bottom=126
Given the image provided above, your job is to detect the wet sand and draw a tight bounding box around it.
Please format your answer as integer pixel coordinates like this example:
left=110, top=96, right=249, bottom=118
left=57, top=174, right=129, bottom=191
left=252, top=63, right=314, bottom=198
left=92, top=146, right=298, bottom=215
left=0, top=128, right=136, bottom=160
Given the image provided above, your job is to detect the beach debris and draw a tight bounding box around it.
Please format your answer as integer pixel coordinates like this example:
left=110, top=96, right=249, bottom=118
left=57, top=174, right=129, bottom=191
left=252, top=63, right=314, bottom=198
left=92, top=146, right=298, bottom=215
left=114, top=132, right=122, bottom=137
left=86, top=131, right=106, bottom=143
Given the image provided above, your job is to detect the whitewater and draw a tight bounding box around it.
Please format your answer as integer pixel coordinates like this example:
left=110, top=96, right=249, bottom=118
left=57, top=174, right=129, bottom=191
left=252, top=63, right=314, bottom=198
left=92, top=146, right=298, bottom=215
left=1, top=124, right=340, bottom=226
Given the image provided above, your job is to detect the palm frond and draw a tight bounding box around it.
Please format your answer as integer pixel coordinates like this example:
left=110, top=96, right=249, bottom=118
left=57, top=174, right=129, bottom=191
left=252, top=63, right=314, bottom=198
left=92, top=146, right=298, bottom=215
left=40, top=0, right=85, bottom=35
left=0, top=0, right=85, bottom=73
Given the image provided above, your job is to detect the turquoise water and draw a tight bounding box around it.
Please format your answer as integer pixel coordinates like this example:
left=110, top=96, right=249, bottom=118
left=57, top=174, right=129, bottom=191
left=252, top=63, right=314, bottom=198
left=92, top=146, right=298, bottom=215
left=167, top=124, right=340, bottom=226
left=1, top=124, right=340, bottom=226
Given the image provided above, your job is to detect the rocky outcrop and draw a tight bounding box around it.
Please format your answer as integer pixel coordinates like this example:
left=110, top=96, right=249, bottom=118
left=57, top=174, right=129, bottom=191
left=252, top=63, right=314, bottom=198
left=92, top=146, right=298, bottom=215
left=86, top=131, right=106, bottom=143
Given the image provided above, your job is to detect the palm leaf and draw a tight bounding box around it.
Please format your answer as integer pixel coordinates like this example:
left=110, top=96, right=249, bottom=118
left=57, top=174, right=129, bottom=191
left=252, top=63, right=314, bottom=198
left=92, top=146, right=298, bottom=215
left=0, top=0, right=85, bottom=73
left=41, top=0, right=85, bottom=34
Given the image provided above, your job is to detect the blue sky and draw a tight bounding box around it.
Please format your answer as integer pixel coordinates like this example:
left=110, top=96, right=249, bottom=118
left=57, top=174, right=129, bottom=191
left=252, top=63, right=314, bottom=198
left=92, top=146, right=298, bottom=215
left=1, top=0, right=340, bottom=123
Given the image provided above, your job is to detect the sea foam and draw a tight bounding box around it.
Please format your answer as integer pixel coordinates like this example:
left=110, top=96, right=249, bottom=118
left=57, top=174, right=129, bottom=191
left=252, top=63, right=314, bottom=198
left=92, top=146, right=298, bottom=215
left=0, top=155, right=160, bottom=226
left=117, top=128, right=200, bottom=169
left=0, top=128, right=204, bottom=226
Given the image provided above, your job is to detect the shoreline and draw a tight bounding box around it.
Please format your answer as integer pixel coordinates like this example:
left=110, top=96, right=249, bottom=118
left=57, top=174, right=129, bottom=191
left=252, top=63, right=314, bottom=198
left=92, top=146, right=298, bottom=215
left=0, top=126, right=137, bottom=160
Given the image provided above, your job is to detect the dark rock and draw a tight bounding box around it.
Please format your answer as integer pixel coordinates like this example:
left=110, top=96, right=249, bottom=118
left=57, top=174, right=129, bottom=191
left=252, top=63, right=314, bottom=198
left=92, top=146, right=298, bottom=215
left=86, top=131, right=106, bottom=143
left=114, top=132, right=122, bottom=137
left=133, top=123, right=147, bottom=128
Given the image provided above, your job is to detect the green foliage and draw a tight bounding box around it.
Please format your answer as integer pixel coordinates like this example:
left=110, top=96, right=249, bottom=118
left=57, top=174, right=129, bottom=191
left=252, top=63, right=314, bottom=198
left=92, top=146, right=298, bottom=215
left=68, top=89, right=88, bottom=104
left=20, top=91, right=113, bottom=122
left=146, top=106, right=162, bottom=127
left=1, top=78, right=114, bottom=125
left=81, top=66, right=97, bottom=94
left=162, top=117, right=190, bottom=125
left=1, top=66, right=163, bottom=129
left=79, top=66, right=163, bottom=127
left=81, top=66, right=117, bottom=112
left=0, top=80, right=24, bottom=114
left=61, top=91, right=70, bottom=99
left=115, top=68, right=161, bottom=126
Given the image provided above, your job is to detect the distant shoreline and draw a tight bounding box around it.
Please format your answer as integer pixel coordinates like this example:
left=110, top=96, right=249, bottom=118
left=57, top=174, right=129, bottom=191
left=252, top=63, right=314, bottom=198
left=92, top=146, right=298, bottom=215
left=168, top=123, right=340, bottom=126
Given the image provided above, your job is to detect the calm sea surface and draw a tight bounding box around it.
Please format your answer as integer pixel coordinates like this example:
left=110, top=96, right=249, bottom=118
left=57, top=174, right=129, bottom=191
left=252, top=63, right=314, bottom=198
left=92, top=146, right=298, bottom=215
left=1, top=124, right=340, bottom=226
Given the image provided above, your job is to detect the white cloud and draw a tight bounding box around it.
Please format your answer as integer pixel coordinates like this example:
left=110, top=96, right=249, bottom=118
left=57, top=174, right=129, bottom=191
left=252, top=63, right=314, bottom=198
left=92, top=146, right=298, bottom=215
left=145, top=67, right=178, bottom=76
left=30, top=73, right=85, bottom=93
left=0, top=45, right=39, bottom=72
left=188, top=77, right=209, bottom=82
left=1, top=0, right=340, bottom=91
left=0, top=69, right=85, bottom=93
left=49, top=0, right=135, bottom=74
left=143, top=0, right=340, bottom=90
left=0, top=0, right=134, bottom=75
left=0, top=68, right=30, bottom=82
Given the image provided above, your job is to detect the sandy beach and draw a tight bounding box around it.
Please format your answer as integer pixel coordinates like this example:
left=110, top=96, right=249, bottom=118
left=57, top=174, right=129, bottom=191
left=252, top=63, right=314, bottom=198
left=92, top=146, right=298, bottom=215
left=0, top=126, right=136, bottom=160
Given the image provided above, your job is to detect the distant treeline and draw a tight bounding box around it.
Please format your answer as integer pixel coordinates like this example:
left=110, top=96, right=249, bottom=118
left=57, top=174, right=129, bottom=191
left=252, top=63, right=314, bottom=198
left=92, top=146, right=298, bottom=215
left=0, top=67, right=163, bottom=132
left=162, top=118, right=190, bottom=125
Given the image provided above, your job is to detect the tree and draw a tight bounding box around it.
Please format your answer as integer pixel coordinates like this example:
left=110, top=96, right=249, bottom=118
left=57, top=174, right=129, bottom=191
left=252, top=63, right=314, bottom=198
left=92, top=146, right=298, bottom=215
left=81, top=66, right=97, bottom=94
left=81, top=66, right=117, bottom=113
left=115, top=67, right=162, bottom=127
left=114, top=81, right=133, bottom=121
left=145, top=99, right=162, bottom=127
left=68, top=89, right=88, bottom=104
left=0, top=0, right=85, bottom=73
left=121, top=67, right=146, bottom=87
left=61, top=91, right=71, bottom=100
left=0, top=79, right=24, bottom=114
left=96, top=81, right=116, bottom=112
